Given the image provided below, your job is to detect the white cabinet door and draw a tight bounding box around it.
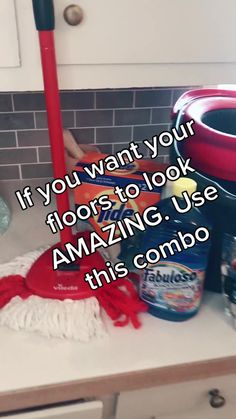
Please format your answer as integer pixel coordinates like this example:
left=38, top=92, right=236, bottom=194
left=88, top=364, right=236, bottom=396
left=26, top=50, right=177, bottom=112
left=0, top=401, right=103, bottom=419
left=55, top=0, right=236, bottom=65
left=116, top=375, right=236, bottom=419
left=0, top=0, right=20, bottom=67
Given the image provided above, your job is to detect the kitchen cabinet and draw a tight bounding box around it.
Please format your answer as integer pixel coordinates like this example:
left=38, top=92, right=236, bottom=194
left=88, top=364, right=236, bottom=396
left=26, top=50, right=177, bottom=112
left=55, top=0, right=236, bottom=65
left=0, top=0, right=19, bottom=68
left=0, top=400, right=103, bottom=419
left=116, top=375, right=236, bottom=419
left=0, top=0, right=236, bottom=90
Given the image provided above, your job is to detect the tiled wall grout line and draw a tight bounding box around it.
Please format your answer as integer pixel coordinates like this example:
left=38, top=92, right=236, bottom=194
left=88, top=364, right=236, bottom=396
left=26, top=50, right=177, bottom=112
left=15, top=131, right=19, bottom=147
left=0, top=146, right=23, bottom=151
left=132, top=90, right=136, bottom=108
left=2, top=128, right=45, bottom=133
left=20, top=162, right=47, bottom=165
left=0, top=162, right=26, bottom=167
left=131, top=126, right=134, bottom=142
left=78, top=123, right=167, bottom=129
left=34, top=108, right=95, bottom=113
left=11, top=94, right=15, bottom=112
left=150, top=108, right=153, bottom=125
left=82, top=124, right=131, bottom=129
left=94, top=92, right=97, bottom=109
left=18, top=164, right=22, bottom=180
left=0, top=127, right=74, bottom=133
left=1, top=124, right=160, bottom=133
left=33, top=111, right=37, bottom=129
left=0, top=110, right=48, bottom=114
left=89, top=142, right=115, bottom=146
left=36, top=147, right=39, bottom=163
left=94, top=127, right=97, bottom=144
left=170, top=89, right=174, bottom=107
left=20, top=162, right=52, bottom=166
left=0, top=105, right=174, bottom=115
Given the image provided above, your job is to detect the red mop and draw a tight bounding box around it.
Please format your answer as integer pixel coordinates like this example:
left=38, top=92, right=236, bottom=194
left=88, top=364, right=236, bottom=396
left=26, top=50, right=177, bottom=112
left=0, top=0, right=147, bottom=340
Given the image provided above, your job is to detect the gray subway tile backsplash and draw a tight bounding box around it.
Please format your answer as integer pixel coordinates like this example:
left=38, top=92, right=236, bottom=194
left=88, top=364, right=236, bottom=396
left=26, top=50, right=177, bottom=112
left=96, top=126, right=132, bottom=143
left=0, top=87, right=190, bottom=180
left=152, top=107, right=172, bottom=124
left=135, top=90, right=172, bottom=107
left=17, top=130, right=49, bottom=147
left=70, top=128, right=95, bottom=144
left=115, top=108, right=150, bottom=126
left=21, top=163, right=53, bottom=179
left=133, top=124, right=169, bottom=141
left=0, top=132, right=16, bottom=148
left=35, top=111, right=74, bottom=129
left=172, top=88, right=190, bottom=105
left=38, top=147, right=51, bottom=163
left=60, top=91, right=94, bottom=110
left=0, top=94, right=13, bottom=112
left=76, top=110, right=113, bottom=127
left=97, top=144, right=113, bottom=154
left=96, top=91, right=133, bottom=109
left=0, top=113, right=34, bottom=131
left=13, top=93, right=45, bottom=111
left=0, top=165, right=20, bottom=180
left=0, top=148, right=37, bottom=164
left=113, top=141, right=149, bottom=158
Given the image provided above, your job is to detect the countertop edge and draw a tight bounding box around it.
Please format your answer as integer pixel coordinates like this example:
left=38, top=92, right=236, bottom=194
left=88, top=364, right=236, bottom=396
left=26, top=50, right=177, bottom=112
left=1, top=356, right=236, bottom=413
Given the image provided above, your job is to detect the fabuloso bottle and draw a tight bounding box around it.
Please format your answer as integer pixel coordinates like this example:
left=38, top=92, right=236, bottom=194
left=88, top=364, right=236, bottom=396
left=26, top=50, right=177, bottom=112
left=139, top=178, right=211, bottom=321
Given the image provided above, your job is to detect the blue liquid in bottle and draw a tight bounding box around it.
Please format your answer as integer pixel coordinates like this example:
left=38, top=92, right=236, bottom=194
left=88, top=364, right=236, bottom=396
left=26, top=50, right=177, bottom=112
left=139, top=178, right=211, bottom=321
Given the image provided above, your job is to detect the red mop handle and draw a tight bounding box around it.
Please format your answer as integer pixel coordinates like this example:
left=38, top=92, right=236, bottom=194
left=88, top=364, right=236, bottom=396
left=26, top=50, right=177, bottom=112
left=32, top=0, right=73, bottom=246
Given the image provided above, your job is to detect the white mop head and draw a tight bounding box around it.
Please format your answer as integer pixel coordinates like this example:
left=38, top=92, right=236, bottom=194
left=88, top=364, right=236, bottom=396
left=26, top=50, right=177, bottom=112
left=0, top=249, right=107, bottom=341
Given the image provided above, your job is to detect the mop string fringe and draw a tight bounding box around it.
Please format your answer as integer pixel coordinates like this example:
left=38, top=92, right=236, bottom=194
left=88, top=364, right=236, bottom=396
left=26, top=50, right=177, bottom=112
left=0, top=274, right=147, bottom=328
left=0, top=249, right=147, bottom=340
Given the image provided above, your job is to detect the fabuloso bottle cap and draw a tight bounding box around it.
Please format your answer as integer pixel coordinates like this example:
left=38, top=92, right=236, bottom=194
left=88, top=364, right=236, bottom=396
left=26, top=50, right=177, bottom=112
left=172, top=177, right=197, bottom=197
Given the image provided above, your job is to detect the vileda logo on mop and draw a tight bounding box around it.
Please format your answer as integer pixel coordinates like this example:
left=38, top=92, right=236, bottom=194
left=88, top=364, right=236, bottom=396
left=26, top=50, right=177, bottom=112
left=53, top=284, right=79, bottom=291
left=140, top=262, right=204, bottom=313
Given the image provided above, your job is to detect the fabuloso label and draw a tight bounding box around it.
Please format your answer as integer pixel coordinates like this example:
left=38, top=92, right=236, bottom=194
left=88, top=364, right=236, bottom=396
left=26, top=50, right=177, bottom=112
left=140, top=262, right=205, bottom=314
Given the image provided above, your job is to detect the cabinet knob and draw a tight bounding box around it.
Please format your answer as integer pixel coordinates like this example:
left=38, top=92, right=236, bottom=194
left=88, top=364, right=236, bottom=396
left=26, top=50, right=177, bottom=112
left=63, top=4, right=83, bottom=26
left=209, top=389, right=226, bottom=408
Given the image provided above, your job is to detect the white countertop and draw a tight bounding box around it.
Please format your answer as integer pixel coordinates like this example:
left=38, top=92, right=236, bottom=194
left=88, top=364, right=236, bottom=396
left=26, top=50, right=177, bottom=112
left=0, top=180, right=236, bottom=396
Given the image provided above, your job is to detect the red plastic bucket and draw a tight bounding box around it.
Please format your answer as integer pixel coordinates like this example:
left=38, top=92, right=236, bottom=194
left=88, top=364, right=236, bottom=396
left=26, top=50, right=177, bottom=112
left=172, top=89, right=236, bottom=182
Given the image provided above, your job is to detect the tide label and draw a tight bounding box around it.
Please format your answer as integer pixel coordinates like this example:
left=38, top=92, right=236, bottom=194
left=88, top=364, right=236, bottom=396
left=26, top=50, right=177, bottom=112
left=73, top=152, right=166, bottom=239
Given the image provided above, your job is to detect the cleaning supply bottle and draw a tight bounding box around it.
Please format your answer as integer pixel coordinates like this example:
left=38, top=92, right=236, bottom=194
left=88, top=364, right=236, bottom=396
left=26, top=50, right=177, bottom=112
left=139, top=177, right=211, bottom=321
left=0, top=196, right=10, bottom=235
